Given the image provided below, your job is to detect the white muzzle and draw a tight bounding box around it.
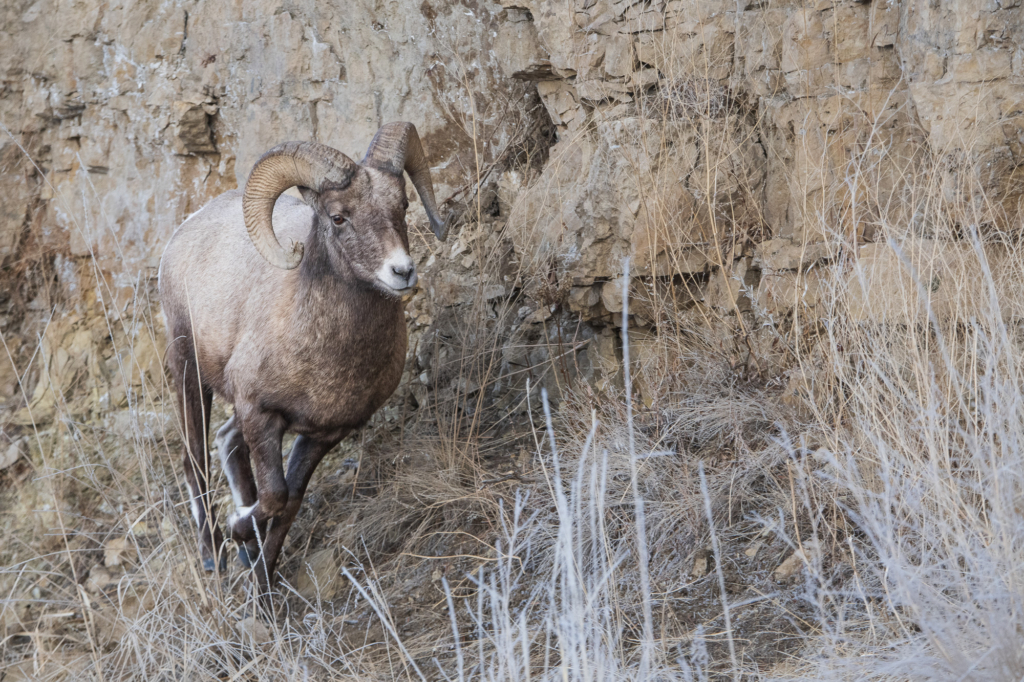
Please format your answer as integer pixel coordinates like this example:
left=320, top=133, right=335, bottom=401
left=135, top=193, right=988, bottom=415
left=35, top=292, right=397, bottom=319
left=377, top=249, right=417, bottom=292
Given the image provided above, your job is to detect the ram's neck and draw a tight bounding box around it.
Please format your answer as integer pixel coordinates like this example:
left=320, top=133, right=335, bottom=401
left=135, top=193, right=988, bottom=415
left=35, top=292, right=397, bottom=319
left=291, top=225, right=404, bottom=346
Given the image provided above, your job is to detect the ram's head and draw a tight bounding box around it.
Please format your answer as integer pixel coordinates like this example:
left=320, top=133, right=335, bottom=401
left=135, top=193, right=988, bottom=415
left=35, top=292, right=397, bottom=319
left=241, top=122, right=447, bottom=296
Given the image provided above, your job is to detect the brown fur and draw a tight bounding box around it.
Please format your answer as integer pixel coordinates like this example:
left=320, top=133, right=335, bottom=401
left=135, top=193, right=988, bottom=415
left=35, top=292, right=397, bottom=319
left=159, top=164, right=415, bottom=595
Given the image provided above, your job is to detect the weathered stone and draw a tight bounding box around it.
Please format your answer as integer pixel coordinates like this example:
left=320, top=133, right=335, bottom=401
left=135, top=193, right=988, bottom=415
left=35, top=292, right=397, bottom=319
left=756, top=269, right=825, bottom=316
left=706, top=259, right=756, bottom=313
left=754, top=239, right=831, bottom=271
left=578, top=1, right=618, bottom=33
left=3, top=0, right=1024, bottom=431
left=623, top=1, right=663, bottom=21
left=236, top=616, right=271, bottom=643
left=496, top=18, right=555, bottom=80
left=103, top=537, right=133, bottom=568
left=950, top=48, right=1013, bottom=83
left=580, top=327, right=622, bottom=392
left=575, top=79, right=632, bottom=103
left=846, top=240, right=1024, bottom=323
left=537, top=80, right=579, bottom=125
left=568, top=284, right=602, bottom=312
left=603, top=35, right=634, bottom=78
left=601, top=277, right=626, bottom=313
left=0, top=144, right=31, bottom=263
left=618, top=11, right=663, bottom=33
left=635, top=23, right=733, bottom=80
left=629, top=68, right=660, bottom=88
left=774, top=549, right=807, bottom=581
left=781, top=11, right=830, bottom=74
left=610, top=0, right=642, bottom=18
left=830, top=3, right=871, bottom=63
left=869, top=0, right=898, bottom=48
left=0, top=439, right=24, bottom=471
left=295, top=548, right=343, bottom=600
left=171, top=100, right=217, bottom=154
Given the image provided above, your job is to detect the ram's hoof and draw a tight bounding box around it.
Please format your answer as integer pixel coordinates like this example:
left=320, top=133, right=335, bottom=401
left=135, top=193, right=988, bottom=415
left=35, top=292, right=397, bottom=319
left=238, top=543, right=261, bottom=569
left=203, top=554, right=228, bottom=573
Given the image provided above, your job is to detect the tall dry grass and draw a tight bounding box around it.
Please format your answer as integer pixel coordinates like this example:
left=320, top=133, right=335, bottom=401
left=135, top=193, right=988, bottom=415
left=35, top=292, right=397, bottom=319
left=773, top=213, right=1024, bottom=679
left=5, top=11, right=1024, bottom=681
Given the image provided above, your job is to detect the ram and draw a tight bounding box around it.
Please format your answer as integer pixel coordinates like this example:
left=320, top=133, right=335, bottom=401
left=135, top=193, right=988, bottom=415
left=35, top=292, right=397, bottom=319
left=158, top=122, right=445, bottom=594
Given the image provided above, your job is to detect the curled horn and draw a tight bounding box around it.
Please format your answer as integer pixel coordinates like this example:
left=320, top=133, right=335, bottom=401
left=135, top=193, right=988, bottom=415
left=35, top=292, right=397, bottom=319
left=242, top=142, right=358, bottom=269
left=363, top=122, right=448, bottom=241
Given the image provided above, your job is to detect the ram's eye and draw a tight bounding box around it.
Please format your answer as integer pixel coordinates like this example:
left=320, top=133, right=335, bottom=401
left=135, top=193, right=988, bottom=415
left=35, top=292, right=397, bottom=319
left=402, top=199, right=409, bottom=210
left=331, top=214, right=344, bottom=226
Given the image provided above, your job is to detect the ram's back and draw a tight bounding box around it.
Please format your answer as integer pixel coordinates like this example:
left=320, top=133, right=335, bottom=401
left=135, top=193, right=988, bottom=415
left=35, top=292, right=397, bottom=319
left=158, top=190, right=311, bottom=395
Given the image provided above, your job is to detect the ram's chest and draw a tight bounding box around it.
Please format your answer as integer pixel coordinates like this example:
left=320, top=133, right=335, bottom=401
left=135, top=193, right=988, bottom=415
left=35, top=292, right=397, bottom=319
left=228, top=303, right=407, bottom=436
left=307, top=337, right=404, bottom=418
left=256, top=320, right=408, bottom=436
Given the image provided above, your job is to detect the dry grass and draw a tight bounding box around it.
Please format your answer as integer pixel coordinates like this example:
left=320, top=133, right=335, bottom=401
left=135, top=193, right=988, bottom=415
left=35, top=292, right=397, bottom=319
left=5, top=12, right=1024, bottom=682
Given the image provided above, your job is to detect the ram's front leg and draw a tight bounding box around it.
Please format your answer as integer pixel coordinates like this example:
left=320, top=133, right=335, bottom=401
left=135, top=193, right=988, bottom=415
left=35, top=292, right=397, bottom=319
left=228, top=409, right=288, bottom=546
left=251, top=434, right=340, bottom=600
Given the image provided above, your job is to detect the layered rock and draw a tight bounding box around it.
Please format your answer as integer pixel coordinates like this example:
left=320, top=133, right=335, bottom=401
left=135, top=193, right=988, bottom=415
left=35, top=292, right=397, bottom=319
left=493, top=0, right=1024, bottom=321
left=2, top=0, right=1024, bottom=423
left=0, top=0, right=548, bottom=419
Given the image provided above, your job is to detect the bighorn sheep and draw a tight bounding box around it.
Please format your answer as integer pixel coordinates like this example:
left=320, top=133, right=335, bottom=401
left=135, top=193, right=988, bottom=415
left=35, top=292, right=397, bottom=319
left=158, top=122, right=446, bottom=594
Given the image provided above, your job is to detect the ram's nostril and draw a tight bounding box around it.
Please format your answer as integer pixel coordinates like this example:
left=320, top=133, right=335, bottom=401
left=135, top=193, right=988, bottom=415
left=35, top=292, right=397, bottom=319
left=392, top=264, right=413, bottom=281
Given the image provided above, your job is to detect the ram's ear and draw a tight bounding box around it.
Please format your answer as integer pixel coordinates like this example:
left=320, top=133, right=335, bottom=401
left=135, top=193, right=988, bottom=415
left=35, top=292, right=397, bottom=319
left=297, top=186, right=319, bottom=206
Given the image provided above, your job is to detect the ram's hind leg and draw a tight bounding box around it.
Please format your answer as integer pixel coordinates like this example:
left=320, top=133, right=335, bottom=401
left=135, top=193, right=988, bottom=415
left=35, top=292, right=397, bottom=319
left=178, top=362, right=226, bottom=573
left=213, top=415, right=260, bottom=567
left=227, top=408, right=287, bottom=547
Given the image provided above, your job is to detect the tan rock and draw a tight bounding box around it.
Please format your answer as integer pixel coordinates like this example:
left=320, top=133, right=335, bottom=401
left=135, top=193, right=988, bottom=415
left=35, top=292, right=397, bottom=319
left=774, top=549, right=807, bottom=580
left=869, top=0, right=898, bottom=48
left=568, top=284, right=602, bottom=313
left=295, top=548, right=343, bottom=601
left=629, top=68, right=660, bottom=88
left=601, top=277, right=626, bottom=314
left=171, top=100, right=217, bottom=155
left=690, top=548, right=711, bottom=578
left=756, top=269, right=825, bottom=315
left=846, top=240, right=1024, bottom=323
left=754, top=239, right=831, bottom=271
left=831, top=3, right=871, bottom=63
left=537, top=80, right=579, bottom=125
left=581, top=328, right=622, bottom=392
left=0, top=439, right=25, bottom=471
left=781, top=11, right=829, bottom=74
left=617, top=11, right=662, bottom=33
left=706, top=260, right=753, bottom=313
left=103, top=537, right=134, bottom=568
left=950, top=48, right=1012, bottom=83
left=575, top=80, right=632, bottom=104
left=579, top=1, right=618, bottom=33
left=3, top=0, right=1024, bottom=422
left=624, top=1, right=662, bottom=21
left=0, top=145, right=31, bottom=263
left=236, top=616, right=272, bottom=643
left=603, top=35, right=634, bottom=78
left=85, top=565, right=118, bottom=593
left=610, top=0, right=642, bottom=17
left=496, top=18, right=555, bottom=80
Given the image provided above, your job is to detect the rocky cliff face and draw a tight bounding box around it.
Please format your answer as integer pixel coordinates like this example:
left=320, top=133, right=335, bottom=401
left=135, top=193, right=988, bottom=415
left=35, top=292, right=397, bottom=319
left=2, top=0, right=1023, bottom=428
